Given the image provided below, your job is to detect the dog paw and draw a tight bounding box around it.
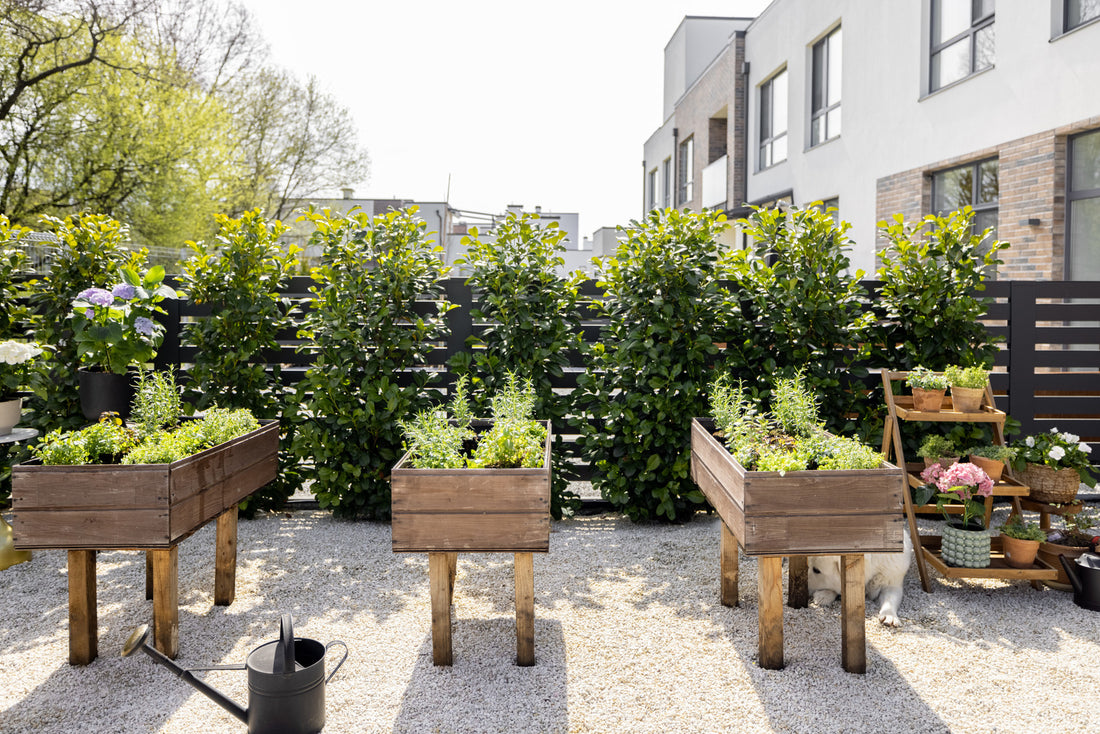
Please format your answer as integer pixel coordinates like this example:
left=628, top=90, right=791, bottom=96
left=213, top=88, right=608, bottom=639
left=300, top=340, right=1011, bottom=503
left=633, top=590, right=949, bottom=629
left=877, top=610, right=901, bottom=627
left=812, top=590, right=838, bottom=606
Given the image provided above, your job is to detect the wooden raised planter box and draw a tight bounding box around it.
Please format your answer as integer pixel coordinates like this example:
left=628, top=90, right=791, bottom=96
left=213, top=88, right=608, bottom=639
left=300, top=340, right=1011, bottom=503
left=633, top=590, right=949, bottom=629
left=10, top=419, right=279, bottom=664
left=391, top=420, right=551, bottom=666
left=690, top=417, right=905, bottom=674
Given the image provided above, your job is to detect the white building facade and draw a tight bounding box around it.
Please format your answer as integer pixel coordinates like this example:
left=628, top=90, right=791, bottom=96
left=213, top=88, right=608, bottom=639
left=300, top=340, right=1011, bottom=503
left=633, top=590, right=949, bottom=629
left=644, top=1, right=1100, bottom=278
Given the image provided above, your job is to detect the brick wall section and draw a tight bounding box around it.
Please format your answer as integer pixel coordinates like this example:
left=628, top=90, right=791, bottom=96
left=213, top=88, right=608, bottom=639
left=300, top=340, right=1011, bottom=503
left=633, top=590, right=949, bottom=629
left=874, top=118, right=1099, bottom=280
left=730, top=34, right=747, bottom=211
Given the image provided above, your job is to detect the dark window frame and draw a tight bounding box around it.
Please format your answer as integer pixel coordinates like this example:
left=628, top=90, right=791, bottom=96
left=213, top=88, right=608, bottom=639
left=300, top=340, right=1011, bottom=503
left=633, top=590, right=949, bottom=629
left=647, top=168, right=658, bottom=211
left=810, top=27, right=841, bottom=147
left=930, top=0, right=995, bottom=92
left=662, top=157, right=671, bottom=209
left=1066, top=128, right=1100, bottom=279
left=678, top=136, right=694, bottom=205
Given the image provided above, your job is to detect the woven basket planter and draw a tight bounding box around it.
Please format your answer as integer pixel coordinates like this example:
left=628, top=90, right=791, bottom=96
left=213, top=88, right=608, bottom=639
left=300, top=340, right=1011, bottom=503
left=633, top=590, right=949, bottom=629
left=1020, top=463, right=1080, bottom=504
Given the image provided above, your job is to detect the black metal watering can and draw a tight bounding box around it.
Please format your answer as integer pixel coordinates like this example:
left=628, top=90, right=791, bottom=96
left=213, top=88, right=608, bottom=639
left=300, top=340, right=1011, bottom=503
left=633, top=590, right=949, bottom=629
left=122, top=615, right=347, bottom=734
left=1059, top=553, right=1100, bottom=612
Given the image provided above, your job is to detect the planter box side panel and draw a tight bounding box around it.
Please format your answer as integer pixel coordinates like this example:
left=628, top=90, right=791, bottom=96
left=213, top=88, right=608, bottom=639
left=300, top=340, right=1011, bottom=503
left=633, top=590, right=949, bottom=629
left=742, top=514, right=906, bottom=556
left=12, top=465, right=169, bottom=509
left=690, top=449, right=746, bottom=542
left=169, top=422, right=279, bottom=503
left=391, top=469, right=549, bottom=514
left=742, top=469, right=904, bottom=516
left=392, top=512, right=550, bottom=553
left=690, top=419, right=746, bottom=509
left=13, top=509, right=170, bottom=550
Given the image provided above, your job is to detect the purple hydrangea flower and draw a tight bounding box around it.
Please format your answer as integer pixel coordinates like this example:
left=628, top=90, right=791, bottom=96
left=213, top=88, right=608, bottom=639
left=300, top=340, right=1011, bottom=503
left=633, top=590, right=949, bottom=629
left=79, top=287, right=114, bottom=306
left=112, top=284, right=136, bottom=300
left=134, top=317, right=155, bottom=336
left=84, top=308, right=94, bottom=318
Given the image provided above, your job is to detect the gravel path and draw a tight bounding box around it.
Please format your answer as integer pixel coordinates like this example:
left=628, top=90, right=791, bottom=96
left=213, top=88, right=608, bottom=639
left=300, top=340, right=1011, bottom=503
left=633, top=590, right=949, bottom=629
left=3, top=505, right=1100, bottom=733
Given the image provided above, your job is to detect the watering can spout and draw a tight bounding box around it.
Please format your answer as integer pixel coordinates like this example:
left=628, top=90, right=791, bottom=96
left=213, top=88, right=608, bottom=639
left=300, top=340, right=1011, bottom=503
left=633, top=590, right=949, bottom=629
left=1059, top=554, right=1085, bottom=595
left=122, top=625, right=249, bottom=725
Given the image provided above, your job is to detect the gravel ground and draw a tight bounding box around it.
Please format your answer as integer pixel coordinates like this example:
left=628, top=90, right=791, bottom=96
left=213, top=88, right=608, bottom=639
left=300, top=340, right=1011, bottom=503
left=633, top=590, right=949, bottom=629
left=3, top=504, right=1100, bottom=734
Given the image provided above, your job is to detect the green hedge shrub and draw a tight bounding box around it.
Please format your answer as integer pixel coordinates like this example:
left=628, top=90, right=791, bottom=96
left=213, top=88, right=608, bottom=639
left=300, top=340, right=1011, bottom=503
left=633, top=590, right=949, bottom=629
left=288, top=206, right=451, bottom=520
left=577, top=208, right=751, bottom=522
left=180, top=209, right=302, bottom=514
left=451, top=211, right=583, bottom=518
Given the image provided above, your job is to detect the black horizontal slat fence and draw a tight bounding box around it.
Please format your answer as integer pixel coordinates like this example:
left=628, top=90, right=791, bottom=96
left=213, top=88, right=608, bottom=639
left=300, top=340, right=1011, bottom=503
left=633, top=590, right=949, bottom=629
left=147, top=278, right=1099, bottom=464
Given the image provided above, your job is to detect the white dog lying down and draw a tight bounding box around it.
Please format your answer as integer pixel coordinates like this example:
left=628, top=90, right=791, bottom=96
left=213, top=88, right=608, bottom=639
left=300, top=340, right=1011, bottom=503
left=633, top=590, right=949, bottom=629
left=807, top=533, right=914, bottom=627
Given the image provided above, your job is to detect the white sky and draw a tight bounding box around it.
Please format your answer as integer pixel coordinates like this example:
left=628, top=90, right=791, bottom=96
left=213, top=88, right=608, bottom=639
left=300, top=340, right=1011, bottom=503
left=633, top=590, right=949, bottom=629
left=238, top=0, right=772, bottom=238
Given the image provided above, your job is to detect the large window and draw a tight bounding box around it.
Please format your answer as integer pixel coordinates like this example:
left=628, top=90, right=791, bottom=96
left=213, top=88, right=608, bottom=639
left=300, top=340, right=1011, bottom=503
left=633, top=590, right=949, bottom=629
left=759, top=68, right=788, bottom=169
left=678, top=136, right=694, bottom=205
left=1068, top=128, right=1100, bottom=279
left=662, top=158, right=671, bottom=208
left=810, top=27, right=841, bottom=147
left=930, top=0, right=995, bottom=92
left=1066, top=0, right=1100, bottom=32
left=933, top=157, right=999, bottom=242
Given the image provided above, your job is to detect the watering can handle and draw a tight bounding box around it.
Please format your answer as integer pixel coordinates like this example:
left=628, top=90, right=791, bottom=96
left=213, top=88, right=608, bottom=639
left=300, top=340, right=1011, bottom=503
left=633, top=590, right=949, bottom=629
left=325, top=640, right=349, bottom=684
left=276, top=614, right=296, bottom=674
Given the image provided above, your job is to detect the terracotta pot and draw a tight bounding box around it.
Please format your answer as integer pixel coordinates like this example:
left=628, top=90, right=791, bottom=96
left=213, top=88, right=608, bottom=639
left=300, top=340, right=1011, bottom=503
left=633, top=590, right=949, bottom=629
left=1038, top=540, right=1090, bottom=589
left=922, top=456, right=959, bottom=471
left=1000, top=534, right=1040, bottom=569
left=968, top=454, right=1004, bottom=482
left=950, top=385, right=985, bottom=413
left=912, top=387, right=946, bottom=412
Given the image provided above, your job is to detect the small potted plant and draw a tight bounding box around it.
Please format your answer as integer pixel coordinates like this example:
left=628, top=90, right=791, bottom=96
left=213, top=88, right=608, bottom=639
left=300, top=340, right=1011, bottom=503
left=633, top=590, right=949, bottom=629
left=1009, top=428, right=1095, bottom=504
left=0, top=340, right=43, bottom=435
left=997, top=516, right=1045, bottom=569
left=917, top=434, right=958, bottom=470
left=943, top=364, right=989, bottom=413
left=916, top=461, right=994, bottom=568
left=905, top=365, right=948, bottom=412
left=1037, top=506, right=1100, bottom=588
left=68, top=265, right=177, bottom=420
left=967, top=444, right=1015, bottom=482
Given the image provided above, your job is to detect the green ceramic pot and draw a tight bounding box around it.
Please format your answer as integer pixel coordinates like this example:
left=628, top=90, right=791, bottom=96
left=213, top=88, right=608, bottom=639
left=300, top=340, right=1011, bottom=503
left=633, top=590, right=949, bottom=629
left=942, top=521, right=991, bottom=568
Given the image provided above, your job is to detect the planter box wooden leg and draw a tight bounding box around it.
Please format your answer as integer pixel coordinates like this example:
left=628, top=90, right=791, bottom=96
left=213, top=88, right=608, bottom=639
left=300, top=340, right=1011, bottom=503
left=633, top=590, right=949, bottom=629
left=145, top=553, right=153, bottom=600
left=515, top=552, right=535, bottom=666
left=840, top=554, right=866, bottom=674
left=151, top=546, right=179, bottom=659
left=787, top=556, right=808, bottom=609
left=68, top=550, right=97, bottom=665
left=429, top=552, right=453, bottom=666
left=720, top=521, right=739, bottom=607
left=214, top=506, right=238, bottom=606
left=758, top=556, right=784, bottom=670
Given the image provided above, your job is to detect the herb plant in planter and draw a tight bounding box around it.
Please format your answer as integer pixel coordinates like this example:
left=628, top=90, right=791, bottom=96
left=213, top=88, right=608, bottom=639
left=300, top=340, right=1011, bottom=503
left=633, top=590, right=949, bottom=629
left=997, top=516, right=1046, bottom=569
left=967, top=444, right=1015, bottom=482
left=391, top=375, right=551, bottom=667
left=905, top=366, right=948, bottom=412
left=943, top=364, right=989, bottom=413
left=917, top=435, right=958, bottom=470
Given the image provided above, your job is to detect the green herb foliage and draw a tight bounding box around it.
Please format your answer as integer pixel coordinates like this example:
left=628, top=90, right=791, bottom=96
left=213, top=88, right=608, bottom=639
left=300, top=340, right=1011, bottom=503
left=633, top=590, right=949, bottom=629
left=999, top=516, right=1046, bottom=542
left=131, top=369, right=183, bottom=438
left=453, top=212, right=583, bottom=516
left=917, top=434, right=957, bottom=459
left=578, top=208, right=751, bottom=522
left=288, top=206, right=452, bottom=519
left=121, top=409, right=259, bottom=464
left=906, top=366, right=948, bottom=391
left=180, top=209, right=303, bottom=514
left=944, top=364, right=989, bottom=389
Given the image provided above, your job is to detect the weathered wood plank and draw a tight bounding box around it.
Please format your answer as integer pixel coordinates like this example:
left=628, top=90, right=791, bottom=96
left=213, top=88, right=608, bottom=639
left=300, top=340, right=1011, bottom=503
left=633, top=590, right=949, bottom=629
left=14, top=509, right=169, bottom=550
left=515, top=552, right=535, bottom=667
left=691, top=451, right=746, bottom=543
left=840, top=554, right=866, bottom=674
left=169, top=422, right=279, bottom=503
left=758, top=556, right=784, bottom=670
left=12, top=466, right=168, bottom=509
left=743, top=472, right=902, bottom=515
left=392, top=513, right=550, bottom=553
left=742, top=515, right=905, bottom=556
left=719, top=520, right=739, bottom=607
left=214, top=507, right=238, bottom=606
left=691, top=419, right=745, bottom=509
left=787, top=556, right=808, bottom=609
left=429, top=552, right=453, bottom=666
left=151, top=547, right=179, bottom=659
left=67, top=550, right=97, bottom=666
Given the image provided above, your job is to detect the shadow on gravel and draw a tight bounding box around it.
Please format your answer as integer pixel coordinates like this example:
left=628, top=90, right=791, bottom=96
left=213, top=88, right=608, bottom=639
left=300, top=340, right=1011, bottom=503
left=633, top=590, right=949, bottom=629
left=392, top=619, right=567, bottom=734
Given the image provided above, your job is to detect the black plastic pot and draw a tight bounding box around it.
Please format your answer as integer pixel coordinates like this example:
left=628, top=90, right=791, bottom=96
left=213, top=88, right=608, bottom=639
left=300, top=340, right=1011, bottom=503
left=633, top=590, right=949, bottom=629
left=77, top=367, right=134, bottom=421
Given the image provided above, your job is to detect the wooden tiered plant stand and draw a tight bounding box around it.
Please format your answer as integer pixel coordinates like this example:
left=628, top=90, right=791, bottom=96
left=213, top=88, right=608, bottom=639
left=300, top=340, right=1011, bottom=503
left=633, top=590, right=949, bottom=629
left=690, top=418, right=906, bottom=674
left=11, top=420, right=279, bottom=664
left=391, top=421, right=551, bottom=667
left=880, top=370, right=1073, bottom=592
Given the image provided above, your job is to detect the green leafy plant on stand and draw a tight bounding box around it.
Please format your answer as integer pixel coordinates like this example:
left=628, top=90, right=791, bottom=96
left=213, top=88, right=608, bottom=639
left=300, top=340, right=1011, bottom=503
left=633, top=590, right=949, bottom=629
left=998, top=516, right=1046, bottom=542
left=944, top=364, right=989, bottom=389
left=906, top=366, right=948, bottom=391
